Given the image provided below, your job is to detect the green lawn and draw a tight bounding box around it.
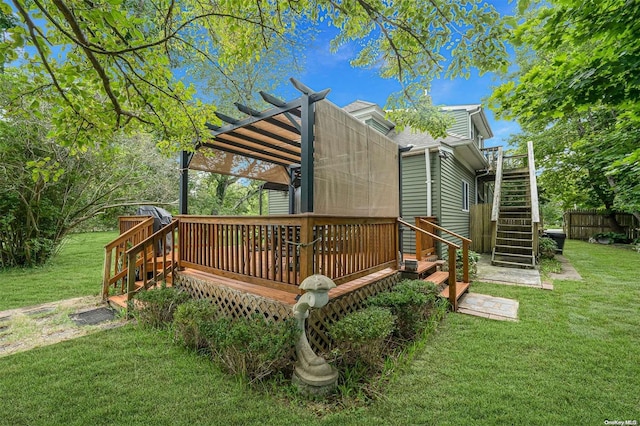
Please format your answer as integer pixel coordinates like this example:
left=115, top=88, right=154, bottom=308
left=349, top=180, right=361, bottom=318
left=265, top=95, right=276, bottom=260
left=0, top=231, right=117, bottom=310
left=0, top=238, right=639, bottom=425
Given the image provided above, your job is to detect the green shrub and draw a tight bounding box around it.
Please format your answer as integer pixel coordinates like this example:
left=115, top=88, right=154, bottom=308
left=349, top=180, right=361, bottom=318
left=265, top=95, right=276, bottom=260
left=443, top=248, right=480, bottom=281
left=207, top=315, right=298, bottom=382
left=593, top=232, right=630, bottom=244
left=173, top=299, right=219, bottom=351
left=368, top=280, right=436, bottom=339
left=538, top=237, right=558, bottom=259
left=328, top=306, right=396, bottom=369
left=134, top=287, right=190, bottom=329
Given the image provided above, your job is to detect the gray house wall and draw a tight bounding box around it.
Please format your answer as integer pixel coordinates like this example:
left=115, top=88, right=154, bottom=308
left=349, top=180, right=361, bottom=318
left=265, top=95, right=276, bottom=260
left=400, top=153, right=439, bottom=253
left=437, top=155, right=476, bottom=247
left=267, top=189, right=288, bottom=215
left=446, top=110, right=470, bottom=138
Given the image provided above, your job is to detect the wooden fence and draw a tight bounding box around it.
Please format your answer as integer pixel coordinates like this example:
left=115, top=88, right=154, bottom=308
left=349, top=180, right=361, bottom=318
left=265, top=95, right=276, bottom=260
left=563, top=210, right=640, bottom=240
left=470, top=203, right=493, bottom=253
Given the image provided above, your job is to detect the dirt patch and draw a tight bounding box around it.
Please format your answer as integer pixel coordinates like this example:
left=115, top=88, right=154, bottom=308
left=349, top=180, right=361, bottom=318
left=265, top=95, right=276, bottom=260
left=0, top=296, right=125, bottom=358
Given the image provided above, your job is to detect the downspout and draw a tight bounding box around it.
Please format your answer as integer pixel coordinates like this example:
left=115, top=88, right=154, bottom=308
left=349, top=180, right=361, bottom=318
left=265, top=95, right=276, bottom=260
left=425, top=149, right=432, bottom=216
left=469, top=108, right=482, bottom=141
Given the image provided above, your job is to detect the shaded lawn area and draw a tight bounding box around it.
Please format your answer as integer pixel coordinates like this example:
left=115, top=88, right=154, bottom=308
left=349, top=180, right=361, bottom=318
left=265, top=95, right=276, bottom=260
left=0, top=239, right=639, bottom=425
left=0, top=232, right=117, bottom=311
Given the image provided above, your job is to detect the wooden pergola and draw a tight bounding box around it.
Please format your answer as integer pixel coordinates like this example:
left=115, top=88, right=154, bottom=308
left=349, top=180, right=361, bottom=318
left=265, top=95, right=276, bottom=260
left=179, top=78, right=330, bottom=215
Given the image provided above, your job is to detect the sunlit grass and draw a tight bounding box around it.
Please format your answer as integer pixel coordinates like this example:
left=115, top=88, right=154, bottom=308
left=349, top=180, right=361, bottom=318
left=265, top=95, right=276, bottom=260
left=0, top=232, right=116, bottom=310
left=0, top=239, right=638, bottom=424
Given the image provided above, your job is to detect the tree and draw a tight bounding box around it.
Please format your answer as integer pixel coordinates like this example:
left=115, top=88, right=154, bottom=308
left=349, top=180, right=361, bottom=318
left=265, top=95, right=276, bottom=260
left=0, top=0, right=509, bottom=150
left=0, top=74, right=178, bottom=267
left=490, top=0, right=640, bottom=222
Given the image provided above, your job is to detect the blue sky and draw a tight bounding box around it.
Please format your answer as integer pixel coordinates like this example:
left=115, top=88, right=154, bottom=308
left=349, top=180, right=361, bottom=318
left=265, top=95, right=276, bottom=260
left=278, top=1, right=521, bottom=148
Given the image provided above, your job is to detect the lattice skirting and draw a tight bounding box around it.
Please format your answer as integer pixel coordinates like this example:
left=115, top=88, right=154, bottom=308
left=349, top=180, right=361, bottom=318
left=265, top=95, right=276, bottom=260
left=307, top=272, right=402, bottom=353
left=174, top=273, right=293, bottom=323
left=174, top=271, right=402, bottom=354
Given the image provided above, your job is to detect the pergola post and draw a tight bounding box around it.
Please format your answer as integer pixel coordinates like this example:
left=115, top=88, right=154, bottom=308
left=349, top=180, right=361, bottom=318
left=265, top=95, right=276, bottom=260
left=179, top=150, right=191, bottom=215
left=300, top=94, right=314, bottom=213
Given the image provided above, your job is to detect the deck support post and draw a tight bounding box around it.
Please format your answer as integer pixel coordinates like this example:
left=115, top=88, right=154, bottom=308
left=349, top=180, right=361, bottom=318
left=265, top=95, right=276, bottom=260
left=292, top=275, right=338, bottom=396
left=299, top=93, right=314, bottom=213
left=179, top=150, right=192, bottom=215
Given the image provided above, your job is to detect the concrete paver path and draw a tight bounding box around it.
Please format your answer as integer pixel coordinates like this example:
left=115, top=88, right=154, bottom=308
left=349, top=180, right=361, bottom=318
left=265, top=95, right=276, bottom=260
left=476, top=256, right=543, bottom=288
left=458, top=292, right=519, bottom=321
left=0, top=296, right=124, bottom=358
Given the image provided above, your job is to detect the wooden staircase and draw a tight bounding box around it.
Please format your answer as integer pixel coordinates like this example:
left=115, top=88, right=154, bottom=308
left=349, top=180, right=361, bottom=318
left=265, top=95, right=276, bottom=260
left=103, top=217, right=179, bottom=310
left=491, top=141, right=540, bottom=269
left=398, top=218, right=472, bottom=311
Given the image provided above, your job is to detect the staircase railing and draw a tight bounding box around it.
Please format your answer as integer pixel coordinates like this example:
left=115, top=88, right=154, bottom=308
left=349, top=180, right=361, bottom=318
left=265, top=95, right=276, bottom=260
left=125, top=219, right=180, bottom=301
left=397, top=218, right=464, bottom=310
left=102, top=217, right=154, bottom=300
left=414, top=216, right=438, bottom=261
left=418, top=218, right=471, bottom=284
left=527, top=140, right=540, bottom=257
left=490, top=146, right=504, bottom=222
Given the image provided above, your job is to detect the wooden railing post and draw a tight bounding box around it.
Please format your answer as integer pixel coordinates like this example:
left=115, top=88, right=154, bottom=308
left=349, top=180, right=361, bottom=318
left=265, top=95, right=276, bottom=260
left=126, top=251, right=136, bottom=302
left=462, top=240, right=469, bottom=284
left=448, top=245, right=457, bottom=311
left=299, top=216, right=314, bottom=286
left=415, top=217, right=423, bottom=260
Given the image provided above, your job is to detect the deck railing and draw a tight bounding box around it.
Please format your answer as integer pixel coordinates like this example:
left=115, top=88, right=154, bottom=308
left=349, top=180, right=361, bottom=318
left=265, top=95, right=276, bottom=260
left=125, top=219, right=179, bottom=301
left=481, top=146, right=501, bottom=171
left=118, top=215, right=152, bottom=234
left=178, top=215, right=399, bottom=292
left=103, top=217, right=154, bottom=300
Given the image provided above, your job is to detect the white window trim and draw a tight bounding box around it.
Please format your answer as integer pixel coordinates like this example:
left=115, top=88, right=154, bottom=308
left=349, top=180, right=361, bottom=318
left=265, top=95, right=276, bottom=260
left=462, top=180, right=470, bottom=212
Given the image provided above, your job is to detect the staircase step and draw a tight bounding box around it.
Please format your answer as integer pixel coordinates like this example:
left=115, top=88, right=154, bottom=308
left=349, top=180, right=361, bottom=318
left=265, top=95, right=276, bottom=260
left=496, top=237, right=533, bottom=243
left=491, top=259, right=535, bottom=269
left=424, top=270, right=449, bottom=286
left=439, top=282, right=470, bottom=301
left=495, top=243, right=533, bottom=249
left=401, top=260, right=439, bottom=276
left=494, top=251, right=534, bottom=259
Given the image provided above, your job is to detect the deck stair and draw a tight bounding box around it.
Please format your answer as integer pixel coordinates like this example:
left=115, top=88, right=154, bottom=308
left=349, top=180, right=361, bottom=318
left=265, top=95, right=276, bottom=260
left=398, top=218, right=472, bottom=311
left=491, top=143, right=540, bottom=269
left=103, top=217, right=179, bottom=310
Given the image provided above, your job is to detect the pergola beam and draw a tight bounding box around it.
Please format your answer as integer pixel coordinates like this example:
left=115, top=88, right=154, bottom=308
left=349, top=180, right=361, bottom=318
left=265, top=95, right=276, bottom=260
left=201, top=142, right=292, bottom=168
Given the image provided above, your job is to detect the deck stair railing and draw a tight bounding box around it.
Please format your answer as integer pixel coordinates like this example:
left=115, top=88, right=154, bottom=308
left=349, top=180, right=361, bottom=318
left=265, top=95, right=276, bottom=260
left=491, top=141, right=540, bottom=268
left=397, top=218, right=470, bottom=310
left=125, top=219, right=180, bottom=301
left=417, top=217, right=471, bottom=284
left=102, top=217, right=154, bottom=300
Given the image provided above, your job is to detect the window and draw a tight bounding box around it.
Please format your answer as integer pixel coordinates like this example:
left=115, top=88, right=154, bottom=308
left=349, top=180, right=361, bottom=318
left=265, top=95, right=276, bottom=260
left=462, top=181, right=470, bottom=212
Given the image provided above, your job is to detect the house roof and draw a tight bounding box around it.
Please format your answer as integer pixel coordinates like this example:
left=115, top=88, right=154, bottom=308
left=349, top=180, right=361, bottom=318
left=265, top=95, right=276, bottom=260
left=344, top=100, right=493, bottom=170
left=342, top=100, right=377, bottom=113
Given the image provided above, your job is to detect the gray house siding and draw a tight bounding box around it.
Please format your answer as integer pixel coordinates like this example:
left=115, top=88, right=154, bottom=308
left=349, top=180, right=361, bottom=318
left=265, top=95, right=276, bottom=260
left=400, top=153, right=440, bottom=254
left=267, top=190, right=288, bottom=215
left=400, top=154, right=427, bottom=253
left=438, top=156, right=476, bottom=247
left=446, top=110, right=469, bottom=138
